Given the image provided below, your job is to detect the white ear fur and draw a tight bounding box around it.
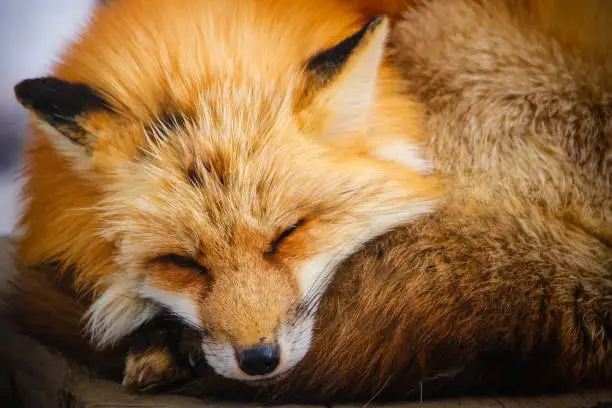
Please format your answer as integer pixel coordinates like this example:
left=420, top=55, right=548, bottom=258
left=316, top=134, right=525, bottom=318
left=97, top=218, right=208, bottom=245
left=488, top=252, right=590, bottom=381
left=306, top=16, right=390, bottom=138
left=323, top=20, right=388, bottom=137
left=37, top=120, right=95, bottom=172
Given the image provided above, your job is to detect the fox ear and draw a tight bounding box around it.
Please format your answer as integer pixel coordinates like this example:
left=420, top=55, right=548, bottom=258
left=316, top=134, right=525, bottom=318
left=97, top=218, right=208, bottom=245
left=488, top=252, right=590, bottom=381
left=302, top=16, right=389, bottom=138
left=14, top=77, right=109, bottom=152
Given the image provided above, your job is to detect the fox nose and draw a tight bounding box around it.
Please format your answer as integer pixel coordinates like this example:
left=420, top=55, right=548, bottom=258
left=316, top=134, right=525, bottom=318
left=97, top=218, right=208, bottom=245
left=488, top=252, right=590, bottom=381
left=237, top=344, right=280, bottom=376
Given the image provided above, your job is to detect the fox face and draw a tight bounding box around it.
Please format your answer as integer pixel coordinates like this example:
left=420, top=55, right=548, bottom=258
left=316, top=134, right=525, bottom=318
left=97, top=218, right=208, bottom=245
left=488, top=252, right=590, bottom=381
left=15, top=3, right=439, bottom=382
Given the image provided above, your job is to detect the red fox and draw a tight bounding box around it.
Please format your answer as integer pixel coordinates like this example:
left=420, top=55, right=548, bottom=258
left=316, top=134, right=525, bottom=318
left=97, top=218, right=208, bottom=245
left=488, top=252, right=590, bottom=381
left=12, top=0, right=439, bottom=390
left=10, top=0, right=612, bottom=403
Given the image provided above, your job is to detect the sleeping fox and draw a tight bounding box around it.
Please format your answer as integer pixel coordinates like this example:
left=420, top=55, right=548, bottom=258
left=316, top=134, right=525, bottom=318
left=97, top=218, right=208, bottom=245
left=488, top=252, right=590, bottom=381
left=10, top=0, right=612, bottom=403
left=12, top=0, right=439, bottom=389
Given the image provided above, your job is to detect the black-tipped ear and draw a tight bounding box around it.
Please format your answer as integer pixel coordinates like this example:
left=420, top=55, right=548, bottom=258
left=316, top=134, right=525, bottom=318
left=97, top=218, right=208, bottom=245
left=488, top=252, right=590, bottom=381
left=302, top=16, right=389, bottom=138
left=14, top=77, right=108, bottom=147
left=306, top=16, right=387, bottom=86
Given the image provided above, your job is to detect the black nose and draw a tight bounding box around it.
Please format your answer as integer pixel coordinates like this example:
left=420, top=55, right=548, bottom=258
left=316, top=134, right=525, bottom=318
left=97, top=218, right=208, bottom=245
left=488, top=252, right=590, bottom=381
left=237, top=345, right=280, bottom=376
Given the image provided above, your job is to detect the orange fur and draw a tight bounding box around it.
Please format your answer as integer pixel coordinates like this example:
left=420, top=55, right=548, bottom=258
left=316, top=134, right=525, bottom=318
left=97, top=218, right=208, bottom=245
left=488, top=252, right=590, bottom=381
left=9, top=0, right=612, bottom=403
left=14, top=0, right=439, bottom=386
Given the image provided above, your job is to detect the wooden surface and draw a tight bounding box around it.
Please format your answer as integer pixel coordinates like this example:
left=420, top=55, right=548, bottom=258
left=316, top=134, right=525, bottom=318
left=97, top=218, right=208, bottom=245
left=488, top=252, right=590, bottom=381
left=1, top=236, right=611, bottom=408
left=43, top=382, right=612, bottom=408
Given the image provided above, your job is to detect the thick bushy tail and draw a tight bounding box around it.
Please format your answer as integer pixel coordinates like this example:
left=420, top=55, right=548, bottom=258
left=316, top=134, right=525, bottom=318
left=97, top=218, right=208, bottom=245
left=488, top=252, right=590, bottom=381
left=391, top=0, right=612, bottom=243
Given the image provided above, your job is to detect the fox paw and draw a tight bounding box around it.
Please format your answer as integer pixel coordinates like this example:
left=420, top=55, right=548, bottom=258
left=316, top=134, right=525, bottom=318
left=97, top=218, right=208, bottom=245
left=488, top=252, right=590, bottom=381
left=122, top=316, right=203, bottom=393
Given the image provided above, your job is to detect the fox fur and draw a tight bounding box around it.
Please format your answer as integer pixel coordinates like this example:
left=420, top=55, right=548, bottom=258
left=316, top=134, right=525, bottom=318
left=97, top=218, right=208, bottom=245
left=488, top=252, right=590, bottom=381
left=13, top=0, right=439, bottom=389
left=8, top=0, right=612, bottom=403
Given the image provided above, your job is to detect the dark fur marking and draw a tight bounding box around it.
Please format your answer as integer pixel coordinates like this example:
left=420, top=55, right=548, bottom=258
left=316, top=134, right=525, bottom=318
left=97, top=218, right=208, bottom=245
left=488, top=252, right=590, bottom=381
left=217, top=174, right=225, bottom=186
left=205, top=161, right=225, bottom=186
left=187, top=163, right=206, bottom=187
left=306, top=16, right=383, bottom=84
left=145, top=112, right=187, bottom=142
left=203, top=161, right=212, bottom=174
left=186, top=160, right=225, bottom=188
left=14, top=77, right=109, bottom=146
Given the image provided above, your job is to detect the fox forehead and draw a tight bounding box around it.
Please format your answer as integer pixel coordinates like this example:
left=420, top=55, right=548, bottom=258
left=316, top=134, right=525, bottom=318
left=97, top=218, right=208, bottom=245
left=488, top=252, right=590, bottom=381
left=97, top=83, right=331, bottom=216
left=104, top=136, right=357, bottom=248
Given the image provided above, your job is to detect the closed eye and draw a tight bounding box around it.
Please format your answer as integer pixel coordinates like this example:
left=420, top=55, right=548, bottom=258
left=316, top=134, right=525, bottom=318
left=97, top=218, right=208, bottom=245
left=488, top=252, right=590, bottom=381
left=265, top=218, right=306, bottom=256
left=156, top=253, right=208, bottom=275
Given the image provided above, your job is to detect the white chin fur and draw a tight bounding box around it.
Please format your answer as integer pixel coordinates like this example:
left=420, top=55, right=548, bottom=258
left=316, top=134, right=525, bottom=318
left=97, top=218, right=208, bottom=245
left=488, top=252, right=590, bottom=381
left=138, top=284, right=201, bottom=327
left=84, top=279, right=160, bottom=348
left=84, top=280, right=201, bottom=348
left=202, top=315, right=315, bottom=382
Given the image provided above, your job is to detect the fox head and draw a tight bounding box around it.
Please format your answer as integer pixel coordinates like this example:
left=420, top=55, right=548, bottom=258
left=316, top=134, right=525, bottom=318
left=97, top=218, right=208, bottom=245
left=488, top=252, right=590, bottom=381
left=14, top=0, right=439, bottom=382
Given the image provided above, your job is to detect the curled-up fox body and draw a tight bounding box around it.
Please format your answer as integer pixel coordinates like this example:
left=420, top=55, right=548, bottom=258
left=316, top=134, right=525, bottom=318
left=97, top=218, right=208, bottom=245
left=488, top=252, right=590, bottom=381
left=13, top=0, right=438, bottom=392
left=11, top=0, right=612, bottom=403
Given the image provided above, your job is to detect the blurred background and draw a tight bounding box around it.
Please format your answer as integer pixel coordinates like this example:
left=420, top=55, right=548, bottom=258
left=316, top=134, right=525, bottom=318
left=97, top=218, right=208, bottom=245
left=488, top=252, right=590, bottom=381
left=0, top=0, right=98, bottom=235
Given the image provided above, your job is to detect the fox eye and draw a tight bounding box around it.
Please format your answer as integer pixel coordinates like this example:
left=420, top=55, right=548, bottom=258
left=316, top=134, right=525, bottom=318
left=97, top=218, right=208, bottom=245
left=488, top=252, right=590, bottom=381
left=265, top=219, right=306, bottom=255
left=158, top=254, right=208, bottom=275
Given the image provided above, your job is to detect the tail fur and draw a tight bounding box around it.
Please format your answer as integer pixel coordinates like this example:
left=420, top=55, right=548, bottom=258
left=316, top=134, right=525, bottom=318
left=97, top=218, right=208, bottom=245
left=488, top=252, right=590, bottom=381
left=391, top=0, right=612, bottom=242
